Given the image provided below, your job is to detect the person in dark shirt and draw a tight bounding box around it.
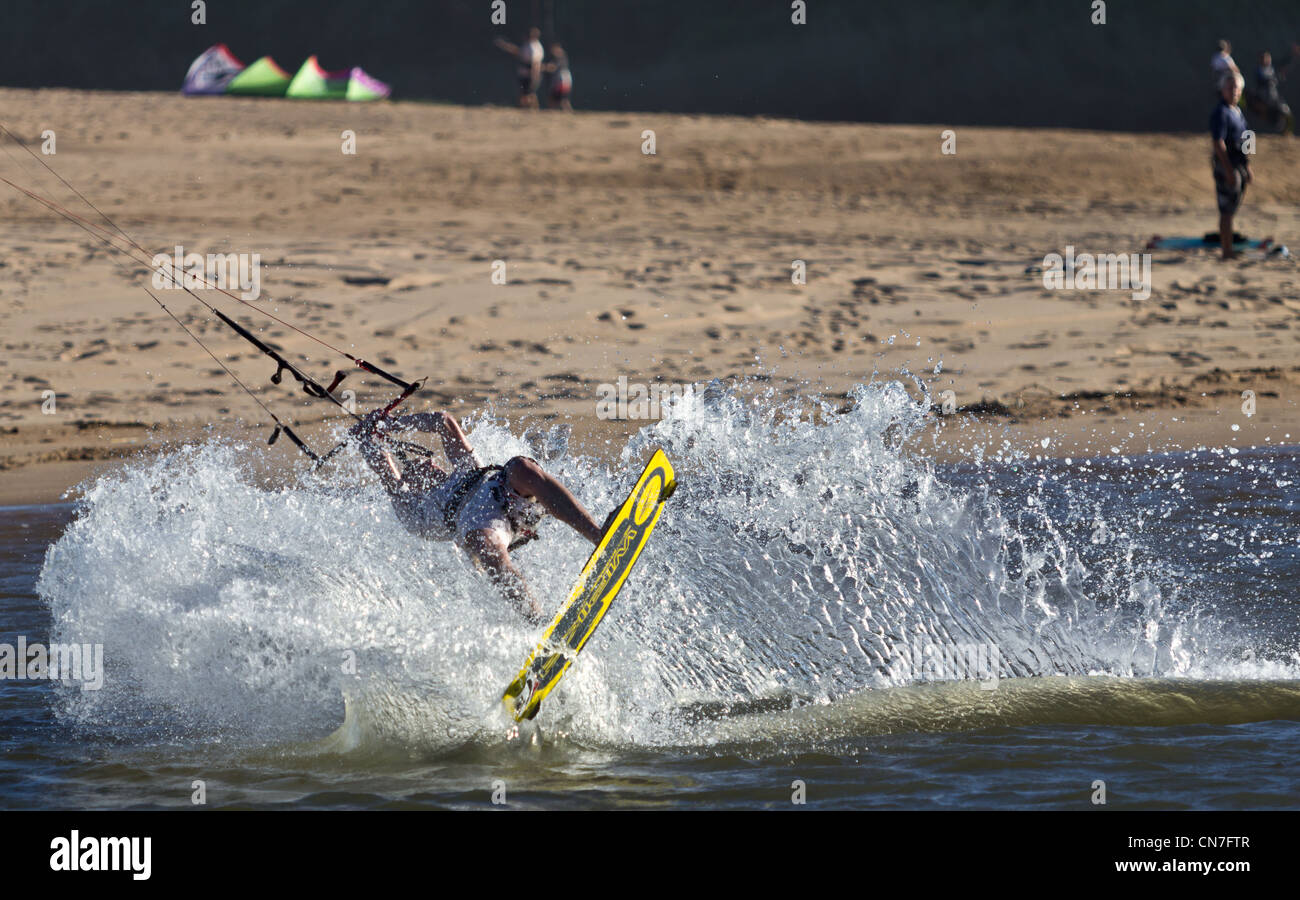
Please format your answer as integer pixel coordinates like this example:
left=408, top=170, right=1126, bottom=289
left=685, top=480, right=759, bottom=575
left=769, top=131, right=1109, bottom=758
left=1250, top=49, right=1295, bottom=134
left=1255, top=51, right=1280, bottom=100
left=1209, top=70, right=1254, bottom=259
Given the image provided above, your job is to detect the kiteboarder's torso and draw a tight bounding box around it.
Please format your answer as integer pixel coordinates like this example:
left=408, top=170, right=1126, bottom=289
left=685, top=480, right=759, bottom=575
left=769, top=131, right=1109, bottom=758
left=392, top=453, right=484, bottom=541
left=390, top=451, right=543, bottom=547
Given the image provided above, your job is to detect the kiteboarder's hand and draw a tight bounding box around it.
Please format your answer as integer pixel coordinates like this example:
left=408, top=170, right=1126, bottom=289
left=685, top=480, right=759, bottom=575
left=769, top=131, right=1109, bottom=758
left=348, top=408, right=390, bottom=440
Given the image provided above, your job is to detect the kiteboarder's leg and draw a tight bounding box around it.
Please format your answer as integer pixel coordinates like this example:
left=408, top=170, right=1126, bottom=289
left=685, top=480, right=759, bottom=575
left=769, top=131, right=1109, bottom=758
left=349, top=410, right=447, bottom=498
left=389, top=410, right=478, bottom=469
left=462, top=527, right=544, bottom=624
left=501, top=456, right=602, bottom=545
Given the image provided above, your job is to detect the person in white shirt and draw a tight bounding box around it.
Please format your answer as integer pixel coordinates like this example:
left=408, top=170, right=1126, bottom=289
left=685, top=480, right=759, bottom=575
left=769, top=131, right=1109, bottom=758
left=1211, top=39, right=1241, bottom=95
left=494, top=28, right=545, bottom=108
left=544, top=45, right=573, bottom=111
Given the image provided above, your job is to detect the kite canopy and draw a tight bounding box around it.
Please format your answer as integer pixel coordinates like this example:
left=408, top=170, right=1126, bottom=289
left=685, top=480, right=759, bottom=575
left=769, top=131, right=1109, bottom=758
left=181, top=44, right=245, bottom=95
left=182, top=48, right=390, bottom=101
left=286, top=56, right=353, bottom=99
left=226, top=56, right=293, bottom=96
left=346, top=67, right=392, bottom=101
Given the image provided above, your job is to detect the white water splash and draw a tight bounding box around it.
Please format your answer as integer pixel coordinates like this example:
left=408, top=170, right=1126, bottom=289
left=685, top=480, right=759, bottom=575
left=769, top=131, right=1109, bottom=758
left=37, top=381, right=1297, bottom=752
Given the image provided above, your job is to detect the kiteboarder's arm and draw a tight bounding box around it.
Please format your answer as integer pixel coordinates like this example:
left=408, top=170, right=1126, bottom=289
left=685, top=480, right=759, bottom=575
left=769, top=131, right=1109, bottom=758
left=349, top=412, right=405, bottom=495
left=392, top=411, right=477, bottom=469
left=493, top=38, right=521, bottom=58
left=465, top=530, right=545, bottom=624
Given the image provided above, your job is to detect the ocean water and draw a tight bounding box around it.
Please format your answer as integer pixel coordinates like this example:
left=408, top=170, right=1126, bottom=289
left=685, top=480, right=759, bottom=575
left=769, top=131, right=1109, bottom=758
left=2, top=382, right=1298, bottom=810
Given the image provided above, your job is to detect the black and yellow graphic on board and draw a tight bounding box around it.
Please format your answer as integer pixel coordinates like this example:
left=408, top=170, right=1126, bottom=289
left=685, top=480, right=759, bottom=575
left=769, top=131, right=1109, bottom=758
left=502, top=448, right=676, bottom=721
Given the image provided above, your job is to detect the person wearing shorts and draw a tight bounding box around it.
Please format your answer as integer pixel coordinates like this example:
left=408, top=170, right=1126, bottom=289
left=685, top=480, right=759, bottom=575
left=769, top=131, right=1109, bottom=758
left=350, top=408, right=608, bottom=622
left=1210, top=70, right=1254, bottom=259
left=545, top=45, right=573, bottom=111
left=494, top=28, right=545, bottom=108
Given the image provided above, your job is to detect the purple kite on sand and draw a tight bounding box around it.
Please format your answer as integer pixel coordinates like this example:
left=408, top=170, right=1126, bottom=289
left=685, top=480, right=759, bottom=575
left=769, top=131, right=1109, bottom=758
left=181, top=44, right=245, bottom=95
left=346, top=67, right=392, bottom=101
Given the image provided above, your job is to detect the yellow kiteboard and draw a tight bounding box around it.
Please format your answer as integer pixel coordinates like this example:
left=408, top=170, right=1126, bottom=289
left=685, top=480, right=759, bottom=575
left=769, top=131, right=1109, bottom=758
left=502, top=448, right=676, bottom=721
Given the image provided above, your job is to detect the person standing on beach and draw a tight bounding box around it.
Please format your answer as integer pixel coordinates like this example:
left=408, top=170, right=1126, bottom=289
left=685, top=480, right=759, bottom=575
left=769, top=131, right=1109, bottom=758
left=494, top=28, right=545, bottom=108
left=1249, top=49, right=1295, bottom=134
left=1211, top=39, right=1241, bottom=95
left=544, top=45, right=573, bottom=111
left=1209, top=70, right=1254, bottom=260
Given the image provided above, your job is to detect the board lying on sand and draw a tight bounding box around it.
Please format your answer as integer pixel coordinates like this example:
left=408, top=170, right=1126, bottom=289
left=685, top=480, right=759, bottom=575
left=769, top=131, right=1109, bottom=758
left=1147, top=234, right=1289, bottom=256
left=502, top=449, right=676, bottom=721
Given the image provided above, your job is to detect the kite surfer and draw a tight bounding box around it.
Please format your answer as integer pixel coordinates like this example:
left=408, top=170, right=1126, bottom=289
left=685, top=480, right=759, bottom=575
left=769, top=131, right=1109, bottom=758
left=349, top=408, right=607, bottom=623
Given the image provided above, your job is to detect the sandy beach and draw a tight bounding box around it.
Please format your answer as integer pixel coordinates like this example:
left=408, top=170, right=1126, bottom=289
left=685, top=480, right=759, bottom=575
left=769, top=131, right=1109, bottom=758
left=2, top=87, right=1298, bottom=504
